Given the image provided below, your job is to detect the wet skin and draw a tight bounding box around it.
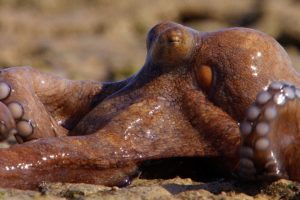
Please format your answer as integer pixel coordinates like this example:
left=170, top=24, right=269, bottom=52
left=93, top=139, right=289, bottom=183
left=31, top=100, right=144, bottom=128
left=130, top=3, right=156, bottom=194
left=0, top=22, right=300, bottom=189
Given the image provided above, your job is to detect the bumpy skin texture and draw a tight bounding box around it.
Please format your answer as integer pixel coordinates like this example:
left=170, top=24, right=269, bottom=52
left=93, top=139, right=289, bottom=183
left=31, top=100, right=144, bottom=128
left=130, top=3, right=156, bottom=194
left=0, top=22, right=299, bottom=190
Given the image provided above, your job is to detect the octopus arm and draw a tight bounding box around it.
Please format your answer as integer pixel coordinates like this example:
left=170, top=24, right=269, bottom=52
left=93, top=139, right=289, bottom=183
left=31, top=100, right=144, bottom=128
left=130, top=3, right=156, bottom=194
left=0, top=66, right=127, bottom=140
left=182, top=89, right=241, bottom=170
left=0, top=132, right=140, bottom=189
left=0, top=112, right=235, bottom=190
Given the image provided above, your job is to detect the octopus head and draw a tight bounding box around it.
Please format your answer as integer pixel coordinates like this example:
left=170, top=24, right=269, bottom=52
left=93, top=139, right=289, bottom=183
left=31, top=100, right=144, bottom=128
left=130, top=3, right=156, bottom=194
left=192, top=27, right=298, bottom=121
left=143, top=22, right=300, bottom=182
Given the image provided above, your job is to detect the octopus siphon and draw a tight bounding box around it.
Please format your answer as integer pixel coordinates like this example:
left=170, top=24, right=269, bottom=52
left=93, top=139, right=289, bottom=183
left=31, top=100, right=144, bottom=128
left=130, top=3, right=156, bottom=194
left=0, top=22, right=299, bottom=190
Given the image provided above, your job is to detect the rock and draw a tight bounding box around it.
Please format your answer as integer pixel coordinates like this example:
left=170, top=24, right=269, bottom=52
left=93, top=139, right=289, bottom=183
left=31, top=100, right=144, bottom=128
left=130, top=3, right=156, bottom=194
left=0, top=178, right=299, bottom=199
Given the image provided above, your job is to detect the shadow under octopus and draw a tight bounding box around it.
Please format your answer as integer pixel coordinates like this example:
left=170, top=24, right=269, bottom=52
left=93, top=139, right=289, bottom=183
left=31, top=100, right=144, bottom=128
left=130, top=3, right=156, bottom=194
left=0, top=22, right=299, bottom=190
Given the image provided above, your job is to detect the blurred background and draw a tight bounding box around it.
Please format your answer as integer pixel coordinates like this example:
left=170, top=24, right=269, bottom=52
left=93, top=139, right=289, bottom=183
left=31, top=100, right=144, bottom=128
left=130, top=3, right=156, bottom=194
left=0, top=0, right=300, bottom=82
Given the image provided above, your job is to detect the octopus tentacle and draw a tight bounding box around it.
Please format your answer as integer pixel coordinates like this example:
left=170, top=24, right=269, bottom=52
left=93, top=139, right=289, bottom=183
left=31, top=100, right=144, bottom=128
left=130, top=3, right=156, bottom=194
left=0, top=117, right=216, bottom=190
left=238, top=81, right=300, bottom=181
left=0, top=82, right=16, bottom=138
left=0, top=82, right=11, bottom=100
left=0, top=82, right=27, bottom=140
left=0, top=101, right=15, bottom=140
left=7, top=102, right=24, bottom=120
left=0, top=66, right=129, bottom=142
left=0, top=134, right=137, bottom=189
left=0, top=77, right=65, bottom=142
left=182, top=89, right=240, bottom=161
left=0, top=82, right=35, bottom=140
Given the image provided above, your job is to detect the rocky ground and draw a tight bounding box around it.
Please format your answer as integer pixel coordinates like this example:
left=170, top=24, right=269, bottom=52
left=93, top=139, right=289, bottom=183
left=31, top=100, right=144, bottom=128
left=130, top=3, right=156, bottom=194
left=1, top=0, right=300, bottom=199
left=1, top=178, right=300, bottom=200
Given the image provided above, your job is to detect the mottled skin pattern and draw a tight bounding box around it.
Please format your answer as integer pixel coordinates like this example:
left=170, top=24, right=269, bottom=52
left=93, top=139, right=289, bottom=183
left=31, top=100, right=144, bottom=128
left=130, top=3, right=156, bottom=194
left=0, top=22, right=299, bottom=190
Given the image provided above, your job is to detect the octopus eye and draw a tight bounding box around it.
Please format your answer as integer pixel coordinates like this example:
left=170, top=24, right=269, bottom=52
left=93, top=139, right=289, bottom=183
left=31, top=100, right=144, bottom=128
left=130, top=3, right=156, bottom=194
left=195, top=65, right=214, bottom=95
left=166, top=29, right=182, bottom=44
left=159, top=28, right=183, bottom=46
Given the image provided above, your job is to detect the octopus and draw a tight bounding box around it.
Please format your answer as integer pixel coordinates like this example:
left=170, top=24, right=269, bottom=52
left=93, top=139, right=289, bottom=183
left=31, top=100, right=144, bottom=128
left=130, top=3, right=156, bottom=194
left=0, top=21, right=299, bottom=190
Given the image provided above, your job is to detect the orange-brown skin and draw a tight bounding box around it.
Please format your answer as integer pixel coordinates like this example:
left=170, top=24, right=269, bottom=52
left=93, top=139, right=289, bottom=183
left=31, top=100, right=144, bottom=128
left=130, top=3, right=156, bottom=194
left=0, top=22, right=299, bottom=189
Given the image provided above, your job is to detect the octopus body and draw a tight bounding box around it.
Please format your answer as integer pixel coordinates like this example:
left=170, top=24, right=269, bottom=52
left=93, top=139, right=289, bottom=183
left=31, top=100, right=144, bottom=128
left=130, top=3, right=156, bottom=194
left=0, top=22, right=299, bottom=190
